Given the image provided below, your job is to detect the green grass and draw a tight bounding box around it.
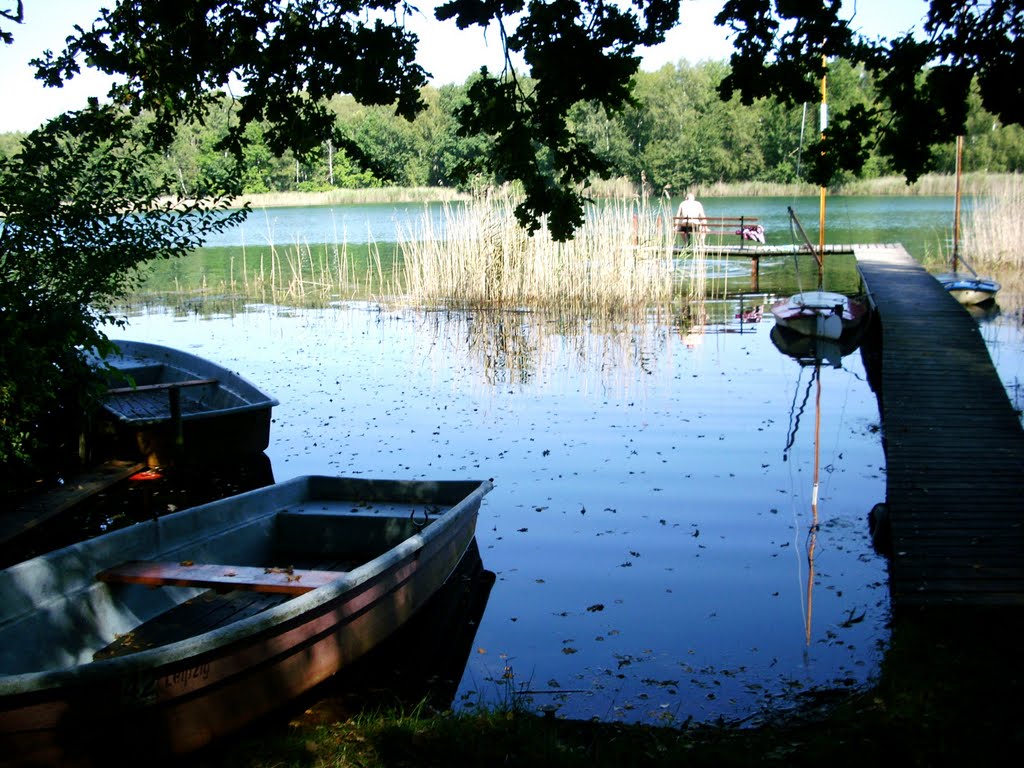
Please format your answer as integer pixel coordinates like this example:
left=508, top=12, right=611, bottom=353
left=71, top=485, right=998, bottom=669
left=196, top=610, right=1024, bottom=767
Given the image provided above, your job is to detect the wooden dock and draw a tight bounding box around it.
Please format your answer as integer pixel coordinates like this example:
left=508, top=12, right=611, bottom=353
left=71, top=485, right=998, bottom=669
left=672, top=242, right=869, bottom=290
left=853, top=244, right=1024, bottom=612
left=0, top=459, right=144, bottom=549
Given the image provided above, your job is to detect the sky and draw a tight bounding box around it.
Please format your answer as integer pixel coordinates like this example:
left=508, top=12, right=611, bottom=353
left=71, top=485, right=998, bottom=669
left=0, top=1, right=930, bottom=133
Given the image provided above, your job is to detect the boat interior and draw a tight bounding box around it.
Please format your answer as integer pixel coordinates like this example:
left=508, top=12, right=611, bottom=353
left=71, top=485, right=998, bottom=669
left=0, top=488, right=451, bottom=676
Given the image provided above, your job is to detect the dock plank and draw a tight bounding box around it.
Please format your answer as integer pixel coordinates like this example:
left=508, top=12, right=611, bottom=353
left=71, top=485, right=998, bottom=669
left=0, top=459, right=144, bottom=547
left=854, top=244, right=1024, bottom=612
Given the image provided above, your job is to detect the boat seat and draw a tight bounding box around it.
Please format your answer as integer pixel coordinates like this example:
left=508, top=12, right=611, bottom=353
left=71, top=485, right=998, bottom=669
left=105, top=377, right=219, bottom=395
left=97, top=560, right=347, bottom=595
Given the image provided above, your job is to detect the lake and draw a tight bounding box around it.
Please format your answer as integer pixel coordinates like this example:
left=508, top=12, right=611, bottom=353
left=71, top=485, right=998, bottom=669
left=106, top=194, right=1024, bottom=726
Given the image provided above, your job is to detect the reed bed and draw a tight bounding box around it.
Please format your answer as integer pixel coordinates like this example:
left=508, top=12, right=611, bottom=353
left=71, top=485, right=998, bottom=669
left=954, top=173, right=1024, bottom=314
left=394, top=190, right=686, bottom=314
left=234, top=187, right=469, bottom=209
left=962, top=173, right=1024, bottom=270
left=122, top=239, right=394, bottom=312
left=153, top=187, right=469, bottom=212
left=599, top=172, right=1019, bottom=200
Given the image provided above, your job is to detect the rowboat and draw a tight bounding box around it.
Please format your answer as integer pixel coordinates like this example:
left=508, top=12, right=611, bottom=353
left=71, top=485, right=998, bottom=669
left=934, top=135, right=1000, bottom=305
left=770, top=289, right=868, bottom=341
left=93, top=340, right=278, bottom=467
left=934, top=272, right=1000, bottom=306
left=0, top=474, right=491, bottom=765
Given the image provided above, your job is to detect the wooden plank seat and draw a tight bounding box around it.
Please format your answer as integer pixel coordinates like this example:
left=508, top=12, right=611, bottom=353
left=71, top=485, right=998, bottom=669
left=97, top=560, right=348, bottom=595
left=105, top=377, right=219, bottom=395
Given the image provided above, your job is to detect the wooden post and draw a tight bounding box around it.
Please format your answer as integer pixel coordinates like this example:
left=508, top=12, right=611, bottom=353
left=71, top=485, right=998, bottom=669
left=168, top=385, right=184, bottom=466
left=751, top=254, right=760, bottom=292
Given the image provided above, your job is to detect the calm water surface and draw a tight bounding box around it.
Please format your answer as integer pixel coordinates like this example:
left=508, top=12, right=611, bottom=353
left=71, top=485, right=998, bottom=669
left=202, top=194, right=961, bottom=259
left=110, top=195, right=1024, bottom=725
left=108, top=300, right=891, bottom=725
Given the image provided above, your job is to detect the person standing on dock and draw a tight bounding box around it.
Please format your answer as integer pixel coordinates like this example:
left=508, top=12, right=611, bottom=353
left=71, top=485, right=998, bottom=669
left=676, top=193, right=708, bottom=246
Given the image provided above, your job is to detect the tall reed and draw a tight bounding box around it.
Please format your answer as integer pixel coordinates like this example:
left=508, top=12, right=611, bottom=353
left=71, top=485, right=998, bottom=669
left=233, top=186, right=468, bottom=209
left=123, top=238, right=391, bottom=312
left=597, top=172, right=1020, bottom=199
left=395, top=189, right=681, bottom=314
left=962, top=173, right=1024, bottom=270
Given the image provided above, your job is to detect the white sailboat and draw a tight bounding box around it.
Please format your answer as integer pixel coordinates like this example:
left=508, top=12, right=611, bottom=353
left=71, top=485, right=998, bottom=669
left=935, top=135, right=1000, bottom=305
left=771, top=58, right=868, bottom=341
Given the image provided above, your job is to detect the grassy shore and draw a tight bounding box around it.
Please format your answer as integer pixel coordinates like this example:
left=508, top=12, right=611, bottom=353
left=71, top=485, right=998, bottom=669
left=193, top=609, right=1023, bottom=767
left=224, top=173, right=1020, bottom=211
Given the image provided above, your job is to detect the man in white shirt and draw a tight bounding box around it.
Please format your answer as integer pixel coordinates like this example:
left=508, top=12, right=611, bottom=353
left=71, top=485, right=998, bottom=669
left=675, top=193, right=707, bottom=246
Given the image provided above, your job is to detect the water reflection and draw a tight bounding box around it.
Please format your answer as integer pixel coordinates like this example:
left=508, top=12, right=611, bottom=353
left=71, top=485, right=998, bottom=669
left=293, top=539, right=495, bottom=721
left=773, top=312, right=872, bottom=650
left=106, top=299, right=892, bottom=726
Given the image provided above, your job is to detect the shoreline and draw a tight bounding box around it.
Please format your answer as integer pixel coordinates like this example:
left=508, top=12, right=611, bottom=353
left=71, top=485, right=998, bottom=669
left=158, top=173, right=1017, bottom=211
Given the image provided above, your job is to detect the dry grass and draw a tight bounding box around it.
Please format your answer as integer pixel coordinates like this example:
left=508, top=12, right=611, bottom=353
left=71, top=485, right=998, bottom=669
left=602, top=173, right=1020, bottom=199
left=126, top=239, right=394, bottom=311
left=962, top=173, right=1024, bottom=270
left=393, top=190, right=685, bottom=313
left=234, top=187, right=469, bottom=208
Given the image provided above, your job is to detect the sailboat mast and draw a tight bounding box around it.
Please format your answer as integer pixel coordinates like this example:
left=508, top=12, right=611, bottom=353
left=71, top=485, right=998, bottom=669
left=953, top=134, right=963, bottom=272
left=818, top=55, right=827, bottom=287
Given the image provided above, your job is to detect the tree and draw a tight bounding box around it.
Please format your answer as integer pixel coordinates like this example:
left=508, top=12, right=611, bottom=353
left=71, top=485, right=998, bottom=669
left=22, top=1, right=680, bottom=240
left=24, top=1, right=1024, bottom=226
left=4, top=2, right=1024, bottom=228
left=0, top=106, right=244, bottom=484
left=716, top=0, right=1024, bottom=186
left=3, top=1, right=1024, bottom=482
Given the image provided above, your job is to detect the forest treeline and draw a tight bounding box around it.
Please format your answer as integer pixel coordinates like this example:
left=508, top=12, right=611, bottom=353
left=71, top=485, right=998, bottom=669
left=3, top=59, right=1023, bottom=198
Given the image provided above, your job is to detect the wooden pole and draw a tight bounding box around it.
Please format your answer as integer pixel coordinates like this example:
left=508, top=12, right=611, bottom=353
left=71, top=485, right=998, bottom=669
left=169, top=385, right=183, bottom=466
left=953, top=134, right=963, bottom=272
left=817, top=55, right=828, bottom=289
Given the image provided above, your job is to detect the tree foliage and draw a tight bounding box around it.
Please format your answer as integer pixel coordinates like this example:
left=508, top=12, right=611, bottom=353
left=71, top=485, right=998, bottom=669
left=0, top=105, right=244, bottom=483
left=24, top=0, right=680, bottom=240
left=717, top=0, right=1024, bottom=185
left=13, top=1, right=1022, bottom=228
left=3, top=1, right=1024, bottom=483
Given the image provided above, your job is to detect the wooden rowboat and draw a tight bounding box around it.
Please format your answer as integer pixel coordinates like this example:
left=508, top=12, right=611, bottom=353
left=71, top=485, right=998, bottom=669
left=934, top=272, right=1000, bottom=306
left=935, top=135, right=1000, bottom=306
left=94, top=340, right=278, bottom=467
left=0, top=475, right=491, bottom=765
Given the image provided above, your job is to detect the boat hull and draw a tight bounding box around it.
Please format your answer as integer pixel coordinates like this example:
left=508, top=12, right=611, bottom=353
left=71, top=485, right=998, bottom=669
left=935, top=272, right=1000, bottom=305
left=94, top=341, right=279, bottom=467
left=770, top=290, right=868, bottom=340
left=0, top=475, right=490, bottom=765
left=769, top=322, right=866, bottom=368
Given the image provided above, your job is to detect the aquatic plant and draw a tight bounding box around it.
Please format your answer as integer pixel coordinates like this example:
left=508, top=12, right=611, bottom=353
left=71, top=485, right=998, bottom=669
left=394, top=188, right=680, bottom=313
